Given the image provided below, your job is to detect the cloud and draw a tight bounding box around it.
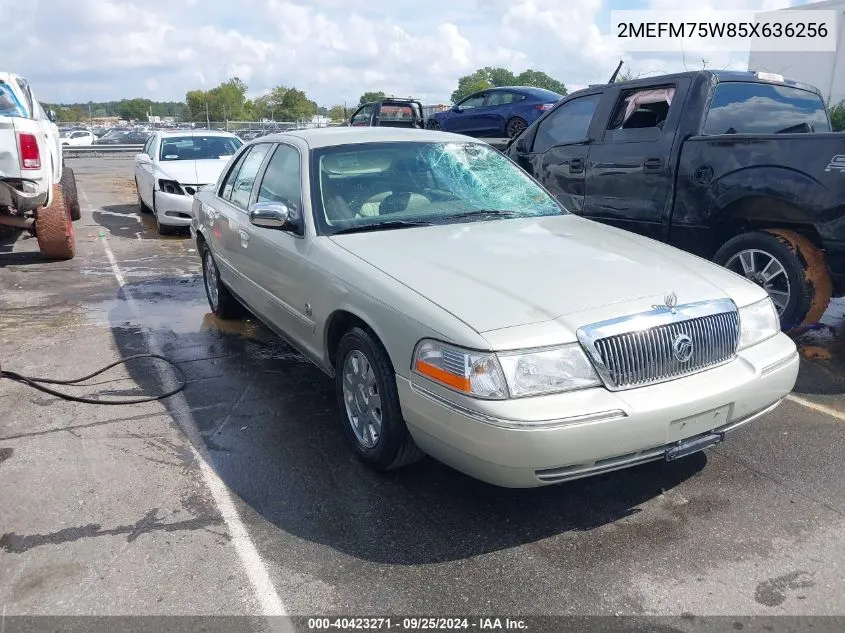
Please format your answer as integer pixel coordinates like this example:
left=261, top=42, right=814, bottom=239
left=0, top=0, right=811, bottom=108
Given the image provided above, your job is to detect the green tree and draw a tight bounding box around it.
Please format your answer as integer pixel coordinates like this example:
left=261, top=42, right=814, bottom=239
left=279, top=88, right=317, bottom=121
left=359, top=91, right=386, bottom=105
left=515, top=69, right=567, bottom=95
left=830, top=101, right=845, bottom=131
left=327, top=104, right=347, bottom=121
left=451, top=67, right=567, bottom=103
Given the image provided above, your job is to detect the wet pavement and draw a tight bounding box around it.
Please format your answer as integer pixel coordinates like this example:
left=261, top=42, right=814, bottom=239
left=2, top=157, right=845, bottom=621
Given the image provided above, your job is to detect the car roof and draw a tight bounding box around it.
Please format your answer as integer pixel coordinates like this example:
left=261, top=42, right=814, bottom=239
left=258, top=127, right=486, bottom=149
left=157, top=130, right=239, bottom=138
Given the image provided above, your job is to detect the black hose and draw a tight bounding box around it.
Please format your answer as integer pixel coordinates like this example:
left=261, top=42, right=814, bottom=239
left=0, top=354, right=186, bottom=405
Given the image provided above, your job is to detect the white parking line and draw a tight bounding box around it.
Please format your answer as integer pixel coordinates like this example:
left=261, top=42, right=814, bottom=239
left=787, top=394, right=845, bottom=422
left=79, top=188, right=289, bottom=621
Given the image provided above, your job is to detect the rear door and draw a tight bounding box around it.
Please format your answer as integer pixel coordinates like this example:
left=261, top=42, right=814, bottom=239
left=584, top=79, right=690, bottom=240
left=511, top=92, right=602, bottom=214
left=479, top=90, right=518, bottom=136
left=210, top=142, right=273, bottom=301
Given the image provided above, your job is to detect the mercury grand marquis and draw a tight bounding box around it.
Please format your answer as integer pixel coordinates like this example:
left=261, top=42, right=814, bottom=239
left=191, top=127, right=799, bottom=488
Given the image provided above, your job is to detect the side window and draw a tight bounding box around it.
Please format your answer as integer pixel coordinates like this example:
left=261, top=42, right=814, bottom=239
left=703, top=82, right=830, bottom=135
left=533, top=94, right=601, bottom=154
left=229, top=143, right=272, bottom=210
left=485, top=92, right=516, bottom=107
left=604, top=86, right=675, bottom=143
left=350, top=105, right=374, bottom=126
left=257, top=144, right=303, bottom=227
left=220, top=149, right=251, bottom=199
left=15, top=78, right=33, bottom=117
left=143, top=137, right=154, bottom=156
left=458, top=93, right=486, bottom=110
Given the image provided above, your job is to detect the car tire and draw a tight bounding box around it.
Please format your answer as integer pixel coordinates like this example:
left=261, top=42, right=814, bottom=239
left=136, top=179, right=151, bottom=214
left=714, top=229, right=832, bottom=330
left=35, top=184, right=75, bottom=260
left=426, top=119, right=441, bottom=130
left=335, top=327, right=425, bottom=471
left=200, top=242, right=242, bottom=319
left=506, top=116, right=527, bottom=139
left=61, top=168, right=81, bottom=221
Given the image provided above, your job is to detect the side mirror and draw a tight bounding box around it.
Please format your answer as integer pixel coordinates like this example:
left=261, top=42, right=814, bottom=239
left=135, top=153, right=151, bottom=164
left=249, top=201, right=291, bottom=230
left=452, top=106, right=462, bottom=113
left=47, top=109, right=57, bottom=123
left=515, top=136, right=530, bottom=154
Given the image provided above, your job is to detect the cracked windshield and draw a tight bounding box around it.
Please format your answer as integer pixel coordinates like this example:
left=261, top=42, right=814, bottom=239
left=317, top=141, right=562, bottom=233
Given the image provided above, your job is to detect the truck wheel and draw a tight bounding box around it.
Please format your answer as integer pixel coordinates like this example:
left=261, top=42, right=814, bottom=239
left=506, top=116, right=527, bottom=138
left=714, top=229, right=832, bottom=330
left=61, top=167, right=81, bottom=221
left=35, top=184, right=75, bottom=260
left=335, top=327, right=424, bottom=471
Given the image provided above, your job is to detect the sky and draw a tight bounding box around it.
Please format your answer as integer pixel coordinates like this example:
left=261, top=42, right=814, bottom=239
left=0, top=0, right=814, bottom=107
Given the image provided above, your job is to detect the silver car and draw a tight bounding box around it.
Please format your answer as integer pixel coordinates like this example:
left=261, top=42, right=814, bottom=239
left=191, top=127, right=799, bottom=488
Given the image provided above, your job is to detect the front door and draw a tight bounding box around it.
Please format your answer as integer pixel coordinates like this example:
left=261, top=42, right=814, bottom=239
left=512, top=93, right=602, bottom=215
left=241, top=143, right=316, bottom=352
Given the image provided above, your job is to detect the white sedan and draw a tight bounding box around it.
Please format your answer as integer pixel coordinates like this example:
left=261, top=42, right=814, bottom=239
left=60, top=129, right=94, bottom=146
left=135, top=130, right=242, bottom=234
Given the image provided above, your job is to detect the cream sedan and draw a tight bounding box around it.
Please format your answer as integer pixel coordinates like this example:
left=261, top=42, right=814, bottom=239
left=191, top=128, right=798, bottom=488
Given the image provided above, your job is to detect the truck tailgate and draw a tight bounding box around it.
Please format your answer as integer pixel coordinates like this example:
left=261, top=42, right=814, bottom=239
left=0, top=117, right=19, bottom=179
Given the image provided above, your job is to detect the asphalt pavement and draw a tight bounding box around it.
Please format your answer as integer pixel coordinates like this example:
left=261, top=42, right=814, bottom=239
left=1, top=157, right=844, bottom=629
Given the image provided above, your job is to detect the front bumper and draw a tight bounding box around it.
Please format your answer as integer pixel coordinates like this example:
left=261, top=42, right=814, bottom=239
left=398, top=332, right=798, bottom=487
left=154, top=190, right=194, bottom=226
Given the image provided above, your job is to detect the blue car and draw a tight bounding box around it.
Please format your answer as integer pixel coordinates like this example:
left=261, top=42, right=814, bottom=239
left=427, top=86, right=563, bottom=138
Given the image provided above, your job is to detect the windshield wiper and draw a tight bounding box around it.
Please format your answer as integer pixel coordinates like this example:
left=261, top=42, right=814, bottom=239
left=439, top=209, right=524, bottom=222
left=332, top=220, right=433, bottom=235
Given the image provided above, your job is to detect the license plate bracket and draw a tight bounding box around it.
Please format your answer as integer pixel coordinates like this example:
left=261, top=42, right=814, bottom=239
left=665, top=431, right=725, bottom=461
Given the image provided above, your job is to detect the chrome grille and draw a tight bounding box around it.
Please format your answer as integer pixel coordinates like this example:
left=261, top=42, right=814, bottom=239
left=578, top=300, right=740, bottom=391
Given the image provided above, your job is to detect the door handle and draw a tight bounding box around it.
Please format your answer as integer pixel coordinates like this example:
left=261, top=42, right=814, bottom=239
left=643, top=157, right=664, bottom=172
left=239, top=228, right=250, bottom=248
left=569, top=158, right=585, bottom=173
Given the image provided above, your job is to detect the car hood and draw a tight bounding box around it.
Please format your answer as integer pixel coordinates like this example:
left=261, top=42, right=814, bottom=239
left=156, top=159, right=232, bottom=186
left=329, top=215, right=764, bottom=334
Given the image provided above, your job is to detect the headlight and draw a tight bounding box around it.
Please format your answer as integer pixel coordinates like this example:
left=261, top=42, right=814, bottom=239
left=739, top=297, right=780, bottom=349
left=498, top=344, right=600, bottom=397
left=413, top=340, right=506, bottom=399
left=158, top=179, right=184, bottom=195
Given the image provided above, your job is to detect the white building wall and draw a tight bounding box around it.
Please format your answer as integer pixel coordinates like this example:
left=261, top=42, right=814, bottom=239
left=748, top=0, right=845, bottom=106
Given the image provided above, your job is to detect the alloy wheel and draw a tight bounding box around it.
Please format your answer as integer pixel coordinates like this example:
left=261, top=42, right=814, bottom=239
left=724, top=248, right=791, bottom=315
left=342, top=349, right=382, bottom=449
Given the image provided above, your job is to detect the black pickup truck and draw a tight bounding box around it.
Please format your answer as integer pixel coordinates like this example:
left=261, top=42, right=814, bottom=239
left=507, top=70, right=845, bottom=329
left=346, top=98, right=426, bottom=129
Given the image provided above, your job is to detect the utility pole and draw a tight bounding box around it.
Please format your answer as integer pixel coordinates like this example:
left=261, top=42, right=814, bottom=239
left=223, top=104, right=227, bottom=131
left=205, top=101, right=210, bottom=129
left=88, top=103, right=92, bottom=129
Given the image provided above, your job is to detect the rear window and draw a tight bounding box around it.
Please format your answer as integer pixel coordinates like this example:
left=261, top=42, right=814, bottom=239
left=160, top=135, right=242, bottom=161
left=703, top=82, right=831, bottom=135
left=379, top=105, right=416, bottom=121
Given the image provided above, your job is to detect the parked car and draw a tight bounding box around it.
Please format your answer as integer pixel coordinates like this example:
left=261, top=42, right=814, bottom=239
left=427, top=86, right=562, bottom=138
left=347, top=98, right=426, bottom=129
left=60, top=128, right=94, bottom=146
left=191, top=127, right=798, bottom=488
left=96, top=129, right=150, bottom=145
left=507, top=70, right=845, bottom=330
left=0, top=72, right=78, bottom=260
left=135, top=130, right=242, bottom=235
